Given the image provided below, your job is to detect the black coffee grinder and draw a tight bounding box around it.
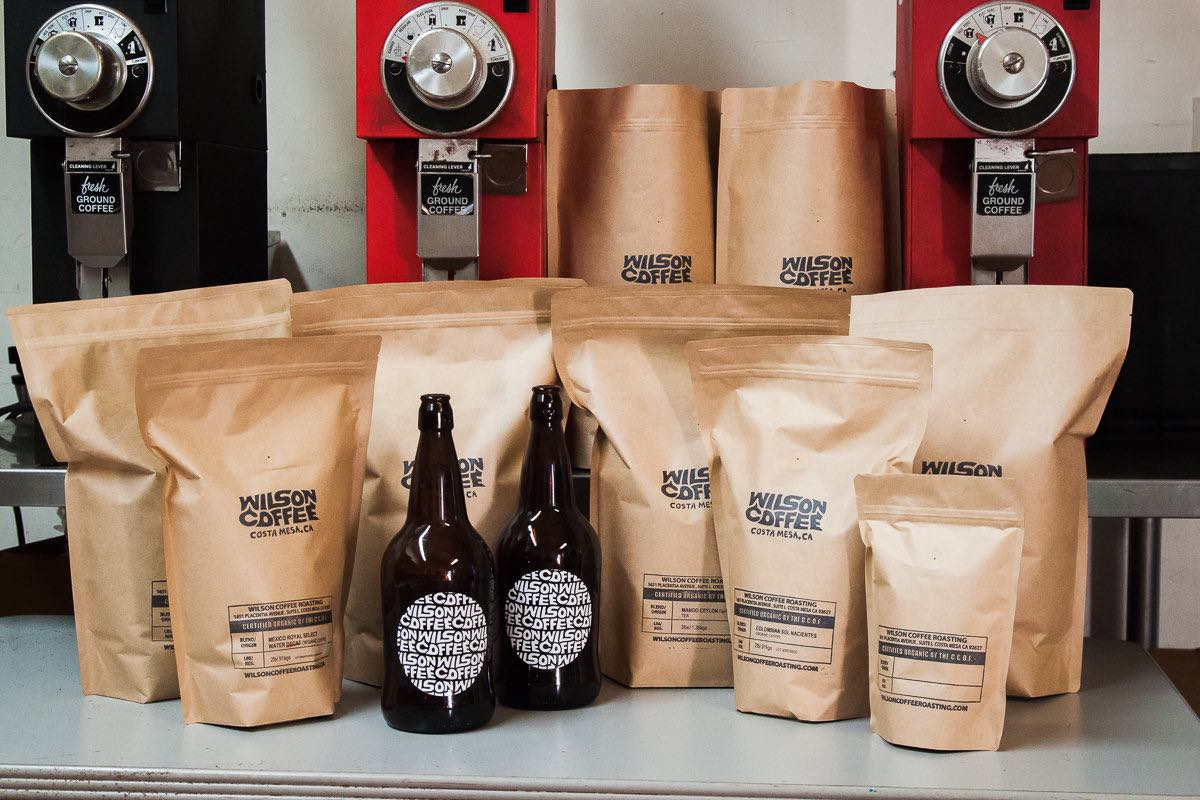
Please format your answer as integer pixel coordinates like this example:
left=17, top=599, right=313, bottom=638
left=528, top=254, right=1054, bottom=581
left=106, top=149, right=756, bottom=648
left=2, top=1, right=267, bottom=474
left=4, top=0, right=268, bottom=303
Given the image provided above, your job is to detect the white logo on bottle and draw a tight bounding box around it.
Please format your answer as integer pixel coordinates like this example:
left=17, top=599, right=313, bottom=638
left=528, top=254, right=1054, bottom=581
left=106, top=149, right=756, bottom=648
left=505, top=569, right=592, bottom=670
left=397, top=591, right=487, bottom=696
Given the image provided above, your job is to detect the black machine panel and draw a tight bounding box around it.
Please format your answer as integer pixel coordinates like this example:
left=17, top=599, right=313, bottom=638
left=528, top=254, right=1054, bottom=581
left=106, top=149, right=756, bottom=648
left=1089, top=153, right=1200, bottom=441
left=4, top=0, right=268, bottom=305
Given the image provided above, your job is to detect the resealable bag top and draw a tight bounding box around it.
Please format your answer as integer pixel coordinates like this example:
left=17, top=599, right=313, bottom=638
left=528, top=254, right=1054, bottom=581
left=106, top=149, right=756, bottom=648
left=136, top=335, right=380, bottom=727
left=292, top=278, right=582, bottom=687
left=6, top=280, right=292, bottom=703
left=851, top=286, right=1132, bottom=697
left=548, top=85, right=716, bottom=286
left=553, top=286, right=850, bottom=687
left=716, top=81, right=890, bottom=294
left=856, top=474, right=1024, bottom=751
left=689, top=335, right=932, bottom=720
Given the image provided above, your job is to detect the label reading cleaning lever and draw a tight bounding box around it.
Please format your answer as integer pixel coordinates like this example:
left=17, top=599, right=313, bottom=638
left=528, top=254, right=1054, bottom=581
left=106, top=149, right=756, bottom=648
left=417, top=138, right=480, bottom=281
left=971, top=138, right=1034, bottom=285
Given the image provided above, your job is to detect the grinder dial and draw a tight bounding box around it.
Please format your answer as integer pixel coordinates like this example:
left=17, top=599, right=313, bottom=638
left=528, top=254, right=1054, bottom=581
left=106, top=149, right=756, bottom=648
left=26, top=4, right=153, bottom=137
left=939, top=3, right=1075, bottom=136
left=381, top=2, right=515, bottom=135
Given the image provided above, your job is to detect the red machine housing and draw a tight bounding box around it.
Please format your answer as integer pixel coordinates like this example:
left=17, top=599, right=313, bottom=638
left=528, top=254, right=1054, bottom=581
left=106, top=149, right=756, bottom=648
left=896, top=1, right=1100, bottom=288
left=357, top=0, right=555, bottom=282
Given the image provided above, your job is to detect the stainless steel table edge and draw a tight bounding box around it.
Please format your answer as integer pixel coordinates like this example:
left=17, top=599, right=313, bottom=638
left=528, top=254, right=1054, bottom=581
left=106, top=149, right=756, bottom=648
left=0, top=766, right=1189, bottom=800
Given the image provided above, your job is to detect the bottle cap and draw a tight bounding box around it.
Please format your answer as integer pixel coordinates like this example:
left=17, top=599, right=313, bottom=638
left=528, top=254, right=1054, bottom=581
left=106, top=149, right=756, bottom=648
left=529, top=385, right=563, bottom=422
left=418, top=394, right=454, bottom=432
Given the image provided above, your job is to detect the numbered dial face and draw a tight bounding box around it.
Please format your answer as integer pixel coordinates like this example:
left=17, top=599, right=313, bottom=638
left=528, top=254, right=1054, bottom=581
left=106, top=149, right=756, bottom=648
left=26, top=5, right=153, bottom=136
left=939, top=3, right=1075, bottom=136
left=381, top=2, right=514, bottom=136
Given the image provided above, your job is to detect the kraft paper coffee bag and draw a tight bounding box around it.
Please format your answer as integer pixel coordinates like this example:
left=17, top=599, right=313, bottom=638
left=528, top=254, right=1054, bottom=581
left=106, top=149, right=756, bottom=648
left=716, top=81, right=890, bottom=294
left=856, top=474, right=1024, bottom=751
left=548, top=85, right=716, bottom=286
left=136, top=335, right=380, bottom=726
left=689, top=335, right=932, bottom=720
left=553, top=286, right=850, bottom=687
left=7, top=281, right=292, bottom=703
left=292, top=279, right=580, bottom=687
left=851, top=286, right=1132, bottom=697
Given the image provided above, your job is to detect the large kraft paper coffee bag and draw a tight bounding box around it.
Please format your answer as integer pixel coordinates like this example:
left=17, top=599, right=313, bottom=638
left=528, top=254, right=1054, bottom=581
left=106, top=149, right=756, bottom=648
left=136, top=335, right=380, bottom=726
left=7, top=281, right=292, bottom=703
left=851, top=286, right=1132, bottom=697
left=716, top=81, right=890, bottom=294
left=548, top=85, right=716, bottom=286
left=856, top=474, right=1024, bottom=751
left=689, top=335, right=931, bottom=720
left=553, top=286, right=850, bottom=687
left=292, top=279, right=580, bottom=687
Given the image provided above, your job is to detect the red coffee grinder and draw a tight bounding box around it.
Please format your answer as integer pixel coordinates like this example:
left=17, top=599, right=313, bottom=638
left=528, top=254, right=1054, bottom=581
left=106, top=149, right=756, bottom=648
left=897, top=2, right=1099, bottom=286
left=357, top=1, right=554, bottom=281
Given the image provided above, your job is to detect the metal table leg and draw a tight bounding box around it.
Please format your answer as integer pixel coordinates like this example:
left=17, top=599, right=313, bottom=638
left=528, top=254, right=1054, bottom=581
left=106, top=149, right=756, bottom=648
left=1126, top=517, right=1162, bottom=648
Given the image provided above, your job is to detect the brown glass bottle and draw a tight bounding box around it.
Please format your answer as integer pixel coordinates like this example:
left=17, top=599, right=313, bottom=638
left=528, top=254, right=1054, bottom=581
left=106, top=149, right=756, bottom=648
left=496, top=386, right=601, bottom=709
left=381, top=394, right=496, bottom=733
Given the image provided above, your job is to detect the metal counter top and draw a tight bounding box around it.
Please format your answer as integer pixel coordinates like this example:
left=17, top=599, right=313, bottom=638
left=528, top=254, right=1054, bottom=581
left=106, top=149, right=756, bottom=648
left=1, top=616, right=1198, bottom=799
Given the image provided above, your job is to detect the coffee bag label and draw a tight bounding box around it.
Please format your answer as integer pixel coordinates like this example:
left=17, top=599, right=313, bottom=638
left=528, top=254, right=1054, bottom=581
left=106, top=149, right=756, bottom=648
left=397, top=591, right=488, bottom=697
left=779, top=256, right=854, bottom=290
left=732, top=588, right=836, bottom=670
left=401, top=457, right=486, bottom=496
left=621, top=254, right=693, bottom=284
left=505, top=569, right=592, bottom=670
left=744, top=491, right=827, bottom=539
left=660, top=466, right=711, bottom=510
left=877, top=625, right=988, bottom=711
left=228, top=596, right=333, bottom=677
left=919, top=460, right=1004, bottom=477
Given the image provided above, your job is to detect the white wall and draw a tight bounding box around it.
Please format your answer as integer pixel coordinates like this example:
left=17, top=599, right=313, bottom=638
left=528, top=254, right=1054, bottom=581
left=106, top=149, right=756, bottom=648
left=1, top=0, right=1198, bottom=645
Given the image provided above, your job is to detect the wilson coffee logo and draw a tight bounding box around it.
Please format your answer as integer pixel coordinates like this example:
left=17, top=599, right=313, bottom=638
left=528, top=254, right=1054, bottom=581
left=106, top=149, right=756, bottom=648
left=239, top=489, right=318, bottom=539
left=745, top=491, right=827, bottom=540
left=402, top=457, right=486, bottom=498
left=660, top=466, right=711, bottom=510
left=920, top=460, right=1004, bottom=477
left=621, top=254, right=693, bottom=284
left=779, top=255, right=854, bottom=290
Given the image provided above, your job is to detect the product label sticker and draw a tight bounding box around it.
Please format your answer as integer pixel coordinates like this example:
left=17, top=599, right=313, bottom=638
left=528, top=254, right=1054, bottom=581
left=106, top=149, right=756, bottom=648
left=150, top=580, right=172, bottom=645
left=397, top=591, right=488, bottom=697
left=228, top=596, right=333, bottom=674
left=975, top=161, right=1033, bottom=217
left=69, top=171, right=121, bottom=215
left=877, top=626, right=987, bottom=706
left=420, top=172, right=475, bottom=216
left=732, top=588, right=835, bottom=668
left=641, top=573, right=730, bottom=640
left=505, top=569, right=592, bottom=670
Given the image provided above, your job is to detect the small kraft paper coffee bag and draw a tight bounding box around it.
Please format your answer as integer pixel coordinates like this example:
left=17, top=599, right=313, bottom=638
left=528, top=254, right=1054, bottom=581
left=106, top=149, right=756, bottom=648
left=689, top=335, right=932, bottom=720
left=716, top=81, right=890, bottom=294
left=292, top=279, right=580, bottom=687
left=851, top=286, right=1132, bottom=697
left=552, top=286, right=850, bottom=687
left=7, top=280, right=292, bottom=703
left=856, top=474, right=1024, bottom=751
left=548, top=85, right=716, bottom=286
left=136, top=335, right=380, bottom=726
